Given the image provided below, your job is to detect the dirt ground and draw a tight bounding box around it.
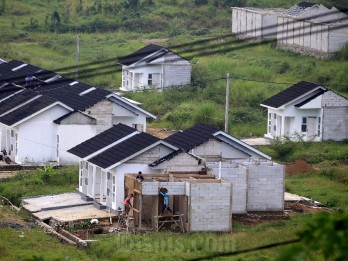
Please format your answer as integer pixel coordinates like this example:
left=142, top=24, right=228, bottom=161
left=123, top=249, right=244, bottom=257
left=0, top=205, right=31, bottom=230
left=146, top=126, right=176, bottom=139
left=285, top=159, right=318, bottom=174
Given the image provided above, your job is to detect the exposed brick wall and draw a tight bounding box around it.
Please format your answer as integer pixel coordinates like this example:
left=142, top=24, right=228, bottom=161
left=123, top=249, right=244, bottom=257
left=189, top=182, right=232, bottom=232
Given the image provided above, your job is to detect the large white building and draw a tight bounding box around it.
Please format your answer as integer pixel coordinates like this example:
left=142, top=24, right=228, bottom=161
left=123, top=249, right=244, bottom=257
left=118, top=44, right=192, bottom=91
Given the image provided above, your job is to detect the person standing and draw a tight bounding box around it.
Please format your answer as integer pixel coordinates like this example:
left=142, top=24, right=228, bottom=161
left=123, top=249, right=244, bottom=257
left=123, top=194, right=133, bottom=214
left=136, top=171, right=144, bottom=182
left=159, top=189, right=172, bottom=215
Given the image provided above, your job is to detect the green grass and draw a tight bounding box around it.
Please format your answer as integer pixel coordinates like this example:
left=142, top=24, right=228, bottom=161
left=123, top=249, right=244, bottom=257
left=286, top=172, right=348, bottom=210
left=0, top=166, right=78, bottom=206
left=0, top=227, right=91, bottom=261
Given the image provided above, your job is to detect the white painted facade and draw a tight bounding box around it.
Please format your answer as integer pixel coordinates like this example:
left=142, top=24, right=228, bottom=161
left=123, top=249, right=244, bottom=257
left=79, top=143, right=176, bottom=210
left=262, top=90, right=348, bottom=142
left=8, top=104, right=72, bottom=164
left=121, top=52, right=191, bottom=91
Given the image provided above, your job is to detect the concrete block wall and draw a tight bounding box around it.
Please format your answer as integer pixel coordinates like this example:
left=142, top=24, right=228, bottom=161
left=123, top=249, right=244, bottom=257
left=189, top=182, right=232, bottom=232
left=322, top=107, right=348, bottom=141
left=165, top=153, right=202, bottom=172
left=86, top=100, right=113, bottom=134
left=191, top=139, right=222, bottom=162
left=207, top=162, right=248, bottom=214
left=128, top=146, right=162, bottom=164
left=142, top=181, right=186, bottom=196
left=246, top=163, right=284, bottom=211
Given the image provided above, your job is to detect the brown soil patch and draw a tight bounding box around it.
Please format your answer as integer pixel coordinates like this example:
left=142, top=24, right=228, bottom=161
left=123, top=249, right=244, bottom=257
left=146, top=126, right=176, bottom=139
left=0, top=205, right=30, bottom=229
left=232, top=212, right=290, bottom=225
left=285, top=159, right=318, bottom=174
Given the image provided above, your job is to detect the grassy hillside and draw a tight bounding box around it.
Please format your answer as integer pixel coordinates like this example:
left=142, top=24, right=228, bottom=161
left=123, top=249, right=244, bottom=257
left=0, top=0, right=348, bottom=136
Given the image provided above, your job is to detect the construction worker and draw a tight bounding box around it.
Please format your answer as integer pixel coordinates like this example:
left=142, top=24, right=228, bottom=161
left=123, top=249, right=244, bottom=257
left=159, top=188, right=172, bottom=215
left=136, top=171, right=144, bottom=182
left=123, top=193, right=133, bottom=214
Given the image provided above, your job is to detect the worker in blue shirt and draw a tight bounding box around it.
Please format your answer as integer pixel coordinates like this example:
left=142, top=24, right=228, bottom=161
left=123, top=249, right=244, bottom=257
left=159, top=188, right=172, bottom=215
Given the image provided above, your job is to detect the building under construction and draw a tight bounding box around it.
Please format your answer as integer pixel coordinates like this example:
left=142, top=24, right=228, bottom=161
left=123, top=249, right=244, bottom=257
left=124, top=172, right=232, bottom=232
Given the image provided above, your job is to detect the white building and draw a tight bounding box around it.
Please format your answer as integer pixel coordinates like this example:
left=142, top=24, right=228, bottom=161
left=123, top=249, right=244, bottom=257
left=0, top=60, right=156, bottom=165
left=118, top=44, right=191, bottom=91
left=261, top=81, right=348, bottom=142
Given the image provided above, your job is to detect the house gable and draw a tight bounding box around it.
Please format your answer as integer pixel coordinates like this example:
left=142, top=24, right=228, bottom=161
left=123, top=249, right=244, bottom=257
left=53, top=111, right=97, bottom=125
left=322, top=91, right=348, bottom=107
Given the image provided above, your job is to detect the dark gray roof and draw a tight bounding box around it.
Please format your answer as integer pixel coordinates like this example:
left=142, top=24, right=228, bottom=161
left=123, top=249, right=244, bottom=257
left=118, top=44, right=165, bottom=66
left=35, top=78, right=111, bottom=111
left=0, top=84, right=23, bottom=101
left=261, top=81, right=323, bottom=109
left=68, top=124, right=137, bottom=158
left=89, top=132, right=160, bottom=169
left=0, top=89, right=38, bottom=115
left=0, top=95, right=56, bottom=126
left=0, top=60, right=56, bottom=86
left=284, top=2, right=317, bottom=16
left=164, top=124, right=219, bottom=151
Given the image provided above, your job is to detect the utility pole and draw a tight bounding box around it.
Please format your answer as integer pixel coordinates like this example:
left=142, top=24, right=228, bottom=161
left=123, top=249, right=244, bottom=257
left=225, top=73, right=230, bottom=133
left=75, top=35, right=80, bottom=81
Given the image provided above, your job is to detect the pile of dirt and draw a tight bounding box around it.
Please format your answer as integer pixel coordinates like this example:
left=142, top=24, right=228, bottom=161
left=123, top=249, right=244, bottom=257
left=285, top=159, right=318, bottom=174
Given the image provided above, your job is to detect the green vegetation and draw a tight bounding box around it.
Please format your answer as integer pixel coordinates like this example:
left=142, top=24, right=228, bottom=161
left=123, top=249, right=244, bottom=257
left=0, top=1, right=348, bottom=135
left=0, top=166, right=78, bottom=205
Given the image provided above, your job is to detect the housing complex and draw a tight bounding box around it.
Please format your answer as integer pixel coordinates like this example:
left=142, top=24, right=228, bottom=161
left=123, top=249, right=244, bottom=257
left=0, top=59, right=155, bottom=165
left=69, top=124, right=284, bottom=232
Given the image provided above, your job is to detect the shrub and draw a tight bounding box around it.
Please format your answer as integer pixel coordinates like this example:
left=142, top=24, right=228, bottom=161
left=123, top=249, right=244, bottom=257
left=270, top=136, right=297, bottom=161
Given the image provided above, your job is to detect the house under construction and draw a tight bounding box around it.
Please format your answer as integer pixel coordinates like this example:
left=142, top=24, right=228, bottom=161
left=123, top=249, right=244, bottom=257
left=124, top=172, right=232, bottom=232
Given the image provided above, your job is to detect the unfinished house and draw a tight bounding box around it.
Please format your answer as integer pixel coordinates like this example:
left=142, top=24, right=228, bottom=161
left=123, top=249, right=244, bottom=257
left=260, top=81, right=348, bottom=142
left=118, top=44, right=192, bottom=91
left=164, top=124, right=285, bottom=213
left=231, top=7, right=285, bottom=40
left=0, top=59, right=155, bottom=165
left=124, top=173, right=232, bottom=232
left=277, top=3, right=348, bottom=58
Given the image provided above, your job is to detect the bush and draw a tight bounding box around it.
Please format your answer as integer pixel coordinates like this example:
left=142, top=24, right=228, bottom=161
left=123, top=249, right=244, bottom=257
left=270, top=137, right=297, bottom=161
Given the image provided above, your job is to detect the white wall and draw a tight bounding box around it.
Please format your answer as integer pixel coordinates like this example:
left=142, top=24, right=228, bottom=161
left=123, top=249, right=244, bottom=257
left=16, top=105, right=70, bottom=164
left=58, top=124, right=97, bottom=165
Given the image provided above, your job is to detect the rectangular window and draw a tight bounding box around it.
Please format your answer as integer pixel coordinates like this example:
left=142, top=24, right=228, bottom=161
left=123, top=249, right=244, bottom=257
left=107, top=188, right=110, bottom=197
left=301, top=117, right=307, bottom=132
left=84, top=177, right=88, bottom=185
left=274, top=113, right=276, bottom=119
left=148, top=74, right=153, bottom=85
left=107, top=172, right=111, bottom=181
left=318, top=117, right=321, bottom=136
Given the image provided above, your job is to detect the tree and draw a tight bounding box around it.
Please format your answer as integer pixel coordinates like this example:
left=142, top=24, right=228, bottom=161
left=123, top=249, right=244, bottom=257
left=50, top=10, right=61, bottom=32
left=278, top=212, right=348, bottom=261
